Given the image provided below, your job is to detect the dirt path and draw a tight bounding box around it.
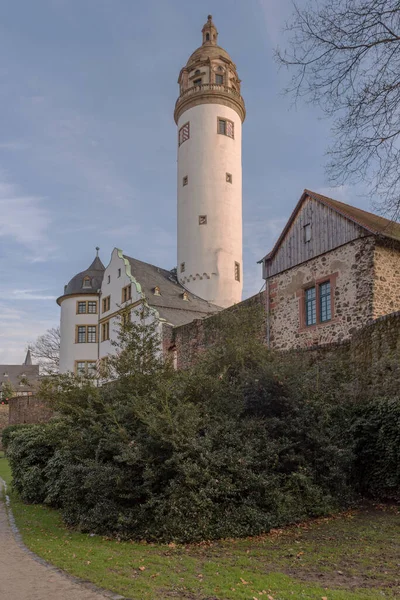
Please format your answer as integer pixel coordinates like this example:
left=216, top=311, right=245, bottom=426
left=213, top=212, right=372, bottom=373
left=0, top=480, right=120, bottom=600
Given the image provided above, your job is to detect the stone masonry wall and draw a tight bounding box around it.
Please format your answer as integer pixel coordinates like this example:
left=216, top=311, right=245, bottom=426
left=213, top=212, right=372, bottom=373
left=373, top=242, right=400, bottom=319
left=8, top=396, right=53, bottom=426
left=0, top=404, right=9, bottom=449
left=268, top=237, right=375, bottom=350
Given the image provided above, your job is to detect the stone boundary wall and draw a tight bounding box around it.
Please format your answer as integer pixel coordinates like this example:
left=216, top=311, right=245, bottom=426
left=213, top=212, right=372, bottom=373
left=171, top=295, right=400, bottom=374
left=0, top=404, right=9, bottom=449
left=8, top=396, right=54, bottom=426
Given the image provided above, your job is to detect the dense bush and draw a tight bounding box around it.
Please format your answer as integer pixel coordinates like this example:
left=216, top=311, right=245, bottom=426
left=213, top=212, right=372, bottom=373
left=2, top=424, right=32, bottom=452
left=5, top=306, right=399, bottom=542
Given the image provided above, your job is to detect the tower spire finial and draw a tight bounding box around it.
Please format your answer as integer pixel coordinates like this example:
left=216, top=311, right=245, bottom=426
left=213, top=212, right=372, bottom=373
left=96, top=246, right=100, bottom=257
left=202, top=14, right=218, bottom=46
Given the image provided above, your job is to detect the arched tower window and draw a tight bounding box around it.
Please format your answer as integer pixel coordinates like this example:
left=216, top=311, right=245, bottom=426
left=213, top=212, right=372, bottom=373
left=206, top=33, right=210, bottom=41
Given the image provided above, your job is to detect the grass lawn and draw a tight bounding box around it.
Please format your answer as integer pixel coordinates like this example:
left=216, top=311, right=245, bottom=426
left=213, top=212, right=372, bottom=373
left=0, top=452, right=398, bottom=600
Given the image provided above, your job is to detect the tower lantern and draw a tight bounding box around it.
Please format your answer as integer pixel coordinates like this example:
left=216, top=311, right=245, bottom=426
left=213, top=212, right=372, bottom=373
left=175, top=16, right=245, bottom=308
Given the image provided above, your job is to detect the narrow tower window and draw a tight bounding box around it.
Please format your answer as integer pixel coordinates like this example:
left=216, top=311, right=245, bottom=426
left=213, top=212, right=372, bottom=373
left=206, top=33, right=210, bottom=41
left=183, top=176, right=188, bottom=186
left=304, top=223, right=311, bottom=243
left=226, top=173, right=232, bottom=183
left=178, top=122, right=190, bottom=146
left=234, top=262, right=240, bottom=282
left=218, top=118, right=234, bottom=139
left=215, top=74, right=223, bottom=85
left=199, top=215, right=207, bottom=225
left=180, top=262, right=185, bottom=273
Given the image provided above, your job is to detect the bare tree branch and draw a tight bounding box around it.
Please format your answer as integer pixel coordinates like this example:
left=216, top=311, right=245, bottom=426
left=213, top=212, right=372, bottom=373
left=29, top=327, right=60, bottom=375
left=277, top=0, right=400, bottom=217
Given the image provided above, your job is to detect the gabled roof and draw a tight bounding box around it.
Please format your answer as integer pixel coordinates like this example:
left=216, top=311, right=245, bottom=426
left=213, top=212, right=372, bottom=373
left=261, top=189, right=400, bottom=262
left=125, top=255, right=222, bottom=326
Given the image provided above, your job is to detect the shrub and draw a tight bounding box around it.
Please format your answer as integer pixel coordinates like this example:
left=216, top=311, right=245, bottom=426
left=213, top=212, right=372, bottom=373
left=1, top=424, right=32, bottom=452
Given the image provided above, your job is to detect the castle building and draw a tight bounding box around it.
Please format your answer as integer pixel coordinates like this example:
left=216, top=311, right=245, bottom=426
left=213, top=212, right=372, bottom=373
left=0, top=349, right=39, bottom=400
left=58, top=16, right=238, bottom=374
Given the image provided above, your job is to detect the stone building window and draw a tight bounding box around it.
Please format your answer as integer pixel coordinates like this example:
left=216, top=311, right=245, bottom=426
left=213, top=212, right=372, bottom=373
left=305, top=287, right=317, bottom=326
left=301, top=277, right=335, bottom=328
left=193, top=78, right=202, bottom=86
left=118, top=268, right=121, bottom=277
left=218, top=118, right=234, bottom=139
left=180, top=262, right=185, bottom=273
left=77, top=300, right=98, bottom=314
left=183, top=176, right=188, bottom=186
left=234, top=262, right=240, bottom=282
left=226, top=172, right=232, bottom=183
left=102, top=295, right=111, bottom=313
left=75, top=361, right=97, bottom=376
left=319, top=281, right=332, bottom=322
left=102, top=321, right=110, bottom=342
left=199, top=215, right=207, bottom=225
left=76, top=325, right=97, bottom=343
left=77, top=301, right=86, bottom=314
left=215, top=74, right=224, bottom=85
left=88, top=301, right=97, bottom=313
left=179, top=122, right=190, bottom=146
left=121, top=285, right=132, bottom=303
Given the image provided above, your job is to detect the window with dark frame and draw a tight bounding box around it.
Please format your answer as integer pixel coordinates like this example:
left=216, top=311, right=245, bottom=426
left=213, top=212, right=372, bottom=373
left=178, top=122, right=190, bottom=146
left=77, top=326, right=86, bottom=343
left=88, top=301, right=97, bottom=314
left=180, top=262, right=185, bottom=273
left=226, top=172, right=232, bottom=183
left=319, top=281, right=332, bottom=322
left=193, top=78, right=202, bottom=86
left=305, top=287, right=317, bottom=326
left=218, top=118, right=234, bottom=139
left=118, top=268, right=121, bottom=278
left=87, top=326, right=97, bottom=343
left=77, top=301, right=86, bottom=314
left=199, top=215, right=207, bottom=225
left=183, top=176, right=188, bottom=186
left=122, top=285, right=132, bottom=303
left=102, top=321, right=110, bottom=342
left=102, top=295, right=110, bottom=313
left=215, top=74, right=223, bottom=85
left=234, top=262, right=240, bottom=282
left=76, top=361, right=86, bottom=375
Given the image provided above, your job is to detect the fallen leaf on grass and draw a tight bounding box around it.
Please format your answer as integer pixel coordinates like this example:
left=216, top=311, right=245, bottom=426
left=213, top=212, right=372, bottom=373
left=139, top=566, right=146, bottom=571
left=322, top=597, right=328, bottom=600
left=240, top=577, right=248, bottom=584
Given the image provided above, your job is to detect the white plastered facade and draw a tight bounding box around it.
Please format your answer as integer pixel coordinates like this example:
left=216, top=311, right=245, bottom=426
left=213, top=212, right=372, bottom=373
left=59, top=295, right=99, bottom=373
left=177, top=103, right=243, bottom=308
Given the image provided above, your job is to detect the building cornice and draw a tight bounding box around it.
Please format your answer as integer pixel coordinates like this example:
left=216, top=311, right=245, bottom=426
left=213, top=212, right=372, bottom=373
left=174, top=83, right=246, bottom=124
left=57, top=291, right=100, bottom=306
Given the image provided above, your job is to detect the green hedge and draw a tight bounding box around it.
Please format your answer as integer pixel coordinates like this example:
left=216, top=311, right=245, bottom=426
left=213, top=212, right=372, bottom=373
left=5, top=308, right=399, bottom=542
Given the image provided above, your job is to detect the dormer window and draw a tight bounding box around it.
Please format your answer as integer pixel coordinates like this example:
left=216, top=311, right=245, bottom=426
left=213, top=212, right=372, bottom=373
left=154, top=286, right=161, bottom=296
left=83, top=277, right=91, bottom=288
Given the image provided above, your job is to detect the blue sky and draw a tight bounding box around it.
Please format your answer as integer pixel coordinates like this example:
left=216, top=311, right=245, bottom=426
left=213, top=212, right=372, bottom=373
left=0, top=0, right=370, bottom=363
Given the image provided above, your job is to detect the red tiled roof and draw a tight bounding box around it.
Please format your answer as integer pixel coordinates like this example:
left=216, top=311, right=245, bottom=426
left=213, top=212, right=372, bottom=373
left=261, top=189, right=400, bottom=262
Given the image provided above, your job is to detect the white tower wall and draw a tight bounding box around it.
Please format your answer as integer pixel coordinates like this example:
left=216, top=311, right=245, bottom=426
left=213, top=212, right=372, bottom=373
left=177, top=103, right=243, bottom=307
left=59, top=296, right=99, bottom=373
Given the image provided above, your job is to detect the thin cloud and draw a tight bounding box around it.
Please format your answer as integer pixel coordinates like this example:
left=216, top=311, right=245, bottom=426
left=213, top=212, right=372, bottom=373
left=0, top=174, right=53, bottom=260
left=10, top=289, right=57, bottom=301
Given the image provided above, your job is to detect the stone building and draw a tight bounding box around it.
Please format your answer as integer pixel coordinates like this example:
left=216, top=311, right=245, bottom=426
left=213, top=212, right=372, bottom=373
left=260, top=189, right=400, bottom=350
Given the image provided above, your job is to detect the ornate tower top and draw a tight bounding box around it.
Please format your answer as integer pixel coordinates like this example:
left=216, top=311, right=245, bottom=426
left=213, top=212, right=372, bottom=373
left=174, top=16, right=245, bottom=124
left=202, top=15, right=218, bottom=45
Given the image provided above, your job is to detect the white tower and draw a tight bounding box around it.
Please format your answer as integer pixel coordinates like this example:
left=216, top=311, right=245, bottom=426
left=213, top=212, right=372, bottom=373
left=57, top=250, right=105, bottom=374
left=175, top=15, right=245, bottom=308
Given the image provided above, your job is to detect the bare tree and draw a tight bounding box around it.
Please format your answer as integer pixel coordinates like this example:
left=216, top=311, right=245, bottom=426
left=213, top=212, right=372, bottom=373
left=277, top=0, right=400, bottom=217
left=29, top=327, right=60, bottom=374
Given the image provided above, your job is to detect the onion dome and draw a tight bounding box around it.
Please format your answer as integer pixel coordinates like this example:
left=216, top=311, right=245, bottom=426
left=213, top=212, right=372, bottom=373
left=57, top=248, right=105, bottom=305
left=175, top=15, right=245, bottom=123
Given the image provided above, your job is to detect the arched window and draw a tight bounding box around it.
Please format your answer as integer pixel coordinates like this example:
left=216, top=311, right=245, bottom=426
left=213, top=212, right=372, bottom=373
left=195, top=69, right=201, bottom=75
left=206, top=33, right=210, bottom=41
left=83, top=276, right=91, bottom=288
